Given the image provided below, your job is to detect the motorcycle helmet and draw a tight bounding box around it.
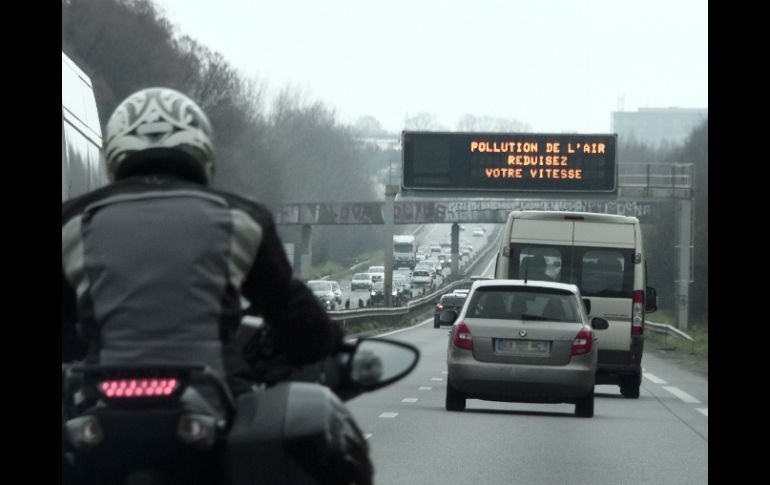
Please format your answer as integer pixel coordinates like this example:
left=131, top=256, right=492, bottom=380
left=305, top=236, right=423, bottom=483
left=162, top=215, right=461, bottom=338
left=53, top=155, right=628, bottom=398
left=104, top=87, right=215, bottom=184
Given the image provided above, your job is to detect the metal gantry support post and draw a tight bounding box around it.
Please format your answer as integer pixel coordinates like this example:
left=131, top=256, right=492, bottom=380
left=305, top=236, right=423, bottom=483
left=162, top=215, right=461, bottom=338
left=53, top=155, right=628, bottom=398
left=450, top=222, right=460, bottom=281
left=300, top=224, right=313, bottom=281
left=675, top=198, right=693, bottom=331
left=384, top=185, right=398, bottom=307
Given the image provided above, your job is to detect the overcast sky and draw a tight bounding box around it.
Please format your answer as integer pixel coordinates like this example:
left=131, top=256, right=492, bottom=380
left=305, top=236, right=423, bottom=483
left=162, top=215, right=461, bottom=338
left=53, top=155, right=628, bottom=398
left=154, top=0, right=707, bottom=135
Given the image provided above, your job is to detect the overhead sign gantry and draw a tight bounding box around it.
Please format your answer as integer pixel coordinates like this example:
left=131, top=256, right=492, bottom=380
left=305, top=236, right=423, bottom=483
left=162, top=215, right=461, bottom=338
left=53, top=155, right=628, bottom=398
left=402, top=131, right=617, bottom=194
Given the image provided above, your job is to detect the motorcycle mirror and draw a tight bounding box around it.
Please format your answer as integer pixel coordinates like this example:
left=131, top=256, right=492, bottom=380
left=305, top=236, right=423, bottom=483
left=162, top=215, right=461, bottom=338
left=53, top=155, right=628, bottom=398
left=347, top=338, right=420, bottom=393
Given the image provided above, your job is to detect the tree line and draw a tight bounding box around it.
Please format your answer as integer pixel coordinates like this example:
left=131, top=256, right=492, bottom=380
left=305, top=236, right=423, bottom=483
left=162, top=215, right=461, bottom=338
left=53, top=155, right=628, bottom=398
left=619, top=120, right=708, bottom=326
left=62, top=0, right=386, bottom=266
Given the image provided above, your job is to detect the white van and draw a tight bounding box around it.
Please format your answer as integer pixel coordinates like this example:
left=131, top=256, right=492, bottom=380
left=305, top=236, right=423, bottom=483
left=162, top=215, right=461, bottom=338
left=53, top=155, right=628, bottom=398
left=494, top=211, right=657, bottom=398
left=62, top=51, right=106, bottom=201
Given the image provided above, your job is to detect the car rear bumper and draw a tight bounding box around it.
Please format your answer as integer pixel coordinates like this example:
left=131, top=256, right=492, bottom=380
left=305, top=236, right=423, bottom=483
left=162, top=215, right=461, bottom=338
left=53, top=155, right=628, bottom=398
left=448, top=350, right=595, bottom=402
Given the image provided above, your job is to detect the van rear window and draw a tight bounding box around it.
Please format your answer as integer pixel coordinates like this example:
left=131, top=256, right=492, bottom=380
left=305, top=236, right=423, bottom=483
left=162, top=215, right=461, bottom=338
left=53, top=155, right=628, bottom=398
left=509, top=244, right=633, bottom=298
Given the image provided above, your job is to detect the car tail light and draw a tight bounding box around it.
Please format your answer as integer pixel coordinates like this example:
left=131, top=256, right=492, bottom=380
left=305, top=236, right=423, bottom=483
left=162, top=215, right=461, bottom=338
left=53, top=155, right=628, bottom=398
left=437, top=303, right=445, bottom=311
left=632, top=290, right=644, bottom=336
left=571, top=327, right=593, bottom=355
left=99, top=378, right=179, bottom=399
left=452, top=322, right=473, bottom=351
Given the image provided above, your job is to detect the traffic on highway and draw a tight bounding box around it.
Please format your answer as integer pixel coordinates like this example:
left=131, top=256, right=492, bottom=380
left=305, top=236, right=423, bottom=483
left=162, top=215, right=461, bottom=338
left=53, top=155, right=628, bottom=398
left=62, top=2, right=707, bottom=483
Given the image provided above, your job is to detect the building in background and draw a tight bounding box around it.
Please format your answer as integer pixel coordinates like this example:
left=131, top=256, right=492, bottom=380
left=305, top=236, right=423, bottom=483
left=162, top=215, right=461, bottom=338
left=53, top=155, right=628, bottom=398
left=611, top=108, right=707, bottom=149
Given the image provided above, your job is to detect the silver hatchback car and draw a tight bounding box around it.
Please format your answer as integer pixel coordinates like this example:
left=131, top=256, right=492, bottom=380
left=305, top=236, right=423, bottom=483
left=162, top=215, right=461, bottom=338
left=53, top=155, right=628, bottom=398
left=443, top=279, right=609, bottom=417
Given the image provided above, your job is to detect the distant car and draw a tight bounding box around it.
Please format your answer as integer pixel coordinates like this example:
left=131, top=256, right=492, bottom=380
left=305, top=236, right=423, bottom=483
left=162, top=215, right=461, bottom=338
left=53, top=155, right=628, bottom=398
left=307, top=280, right=338, bottom=311
left=444, top=279, right=609, bottom=417
left=393, top=274, right=413, bottom=301
left=424, top=258, right=443, bottom=276
left=351, top=273, right=374, bottom=291
left=472, top=229, right=484, bottom=238
left=330, top=281, right=342, bottom=304
left=410, top=269, right=433, bottom=288
left=395, top=267, right=413, bottom=277
left=367, top=265, right=385, bottom=282
left=370, top=280, right=399, bottom=306
left=434, top=292, right=468, bottom=328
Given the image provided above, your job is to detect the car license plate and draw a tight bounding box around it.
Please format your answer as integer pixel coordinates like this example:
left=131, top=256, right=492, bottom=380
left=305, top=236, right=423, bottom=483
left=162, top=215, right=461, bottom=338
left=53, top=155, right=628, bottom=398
left=495, top=339, right=550, bottom=354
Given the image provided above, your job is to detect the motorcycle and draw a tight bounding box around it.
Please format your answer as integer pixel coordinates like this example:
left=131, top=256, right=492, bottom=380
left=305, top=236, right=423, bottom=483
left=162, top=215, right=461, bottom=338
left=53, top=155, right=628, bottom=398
left=62, top=336, right=420, bottom=485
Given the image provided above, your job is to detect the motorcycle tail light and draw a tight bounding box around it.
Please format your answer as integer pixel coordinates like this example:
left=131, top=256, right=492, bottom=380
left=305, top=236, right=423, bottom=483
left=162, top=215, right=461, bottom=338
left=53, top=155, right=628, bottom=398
left=99, top=378, right=179, bottom=399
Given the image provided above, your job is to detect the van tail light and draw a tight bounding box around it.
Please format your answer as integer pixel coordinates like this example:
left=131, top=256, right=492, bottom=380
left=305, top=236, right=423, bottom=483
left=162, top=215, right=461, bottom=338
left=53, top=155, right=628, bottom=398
left=571, top=327, right=593, bottom=355
left=437, top=303, right=445, bottom=311
left=452, top=322, right=473, bottom=351
left=632, top=290, right=644, bottom=336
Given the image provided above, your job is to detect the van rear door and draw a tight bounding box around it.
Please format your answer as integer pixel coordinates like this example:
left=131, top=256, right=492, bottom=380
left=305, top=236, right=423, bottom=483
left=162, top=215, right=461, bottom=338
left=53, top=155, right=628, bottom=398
left=573, top=221, right=636, bottom=350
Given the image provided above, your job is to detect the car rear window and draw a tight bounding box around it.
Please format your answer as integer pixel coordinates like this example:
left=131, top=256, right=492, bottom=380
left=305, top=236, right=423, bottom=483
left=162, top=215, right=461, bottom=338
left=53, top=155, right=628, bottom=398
left=467, top=286, right=580, bottom=322
left=308, top=281, right=331, bottom=292
left=440, top=295, right=466, bottom=307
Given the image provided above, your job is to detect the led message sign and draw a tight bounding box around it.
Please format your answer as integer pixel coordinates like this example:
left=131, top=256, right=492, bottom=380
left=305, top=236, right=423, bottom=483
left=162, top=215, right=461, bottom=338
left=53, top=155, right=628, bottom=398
left=402, top=131, right=617, bottom=193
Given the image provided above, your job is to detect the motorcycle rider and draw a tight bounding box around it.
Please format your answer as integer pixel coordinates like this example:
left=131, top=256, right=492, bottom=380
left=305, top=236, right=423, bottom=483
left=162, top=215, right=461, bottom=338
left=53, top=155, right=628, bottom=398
left=61, top=87, right=343, bottom=394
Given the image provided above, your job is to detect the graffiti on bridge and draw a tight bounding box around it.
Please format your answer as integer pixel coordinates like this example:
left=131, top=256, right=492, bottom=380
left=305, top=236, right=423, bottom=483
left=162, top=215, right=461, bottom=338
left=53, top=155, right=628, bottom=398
left=274, top=200, right=656, bottom=225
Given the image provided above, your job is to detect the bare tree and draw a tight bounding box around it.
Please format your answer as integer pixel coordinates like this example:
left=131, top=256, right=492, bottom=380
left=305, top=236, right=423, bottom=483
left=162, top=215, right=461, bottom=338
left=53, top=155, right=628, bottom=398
left=456, top=114, right=531, bottom=132
left=403, top=112, right=446, bottom=131
left=352, top=116, right=388, bottom=137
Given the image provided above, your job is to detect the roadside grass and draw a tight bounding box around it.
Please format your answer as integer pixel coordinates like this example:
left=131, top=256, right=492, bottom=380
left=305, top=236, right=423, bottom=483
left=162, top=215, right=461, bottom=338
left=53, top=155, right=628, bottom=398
left=312, top=250, right=384, bottom=280
left=646, top=308, right=708, bottom=358
left=311, top=262, right=350, bottom=281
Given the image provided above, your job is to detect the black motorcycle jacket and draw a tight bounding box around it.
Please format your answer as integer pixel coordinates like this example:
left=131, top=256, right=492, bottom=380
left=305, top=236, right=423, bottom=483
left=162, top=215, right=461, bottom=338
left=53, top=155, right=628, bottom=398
left=62, top=174, right=341, bottom=380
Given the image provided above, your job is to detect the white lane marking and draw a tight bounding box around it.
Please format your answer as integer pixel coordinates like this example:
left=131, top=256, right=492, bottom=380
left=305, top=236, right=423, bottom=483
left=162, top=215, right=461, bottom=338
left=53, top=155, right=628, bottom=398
left=431, top=377, right=444, bottom=382
left=379, top=412, right=399, bottom=418
left=419, top=386, right=432, bottom=391
left=441, top=371, right=448, bottom=375
left=643, top=372, right=668, bottom=385
left=481, top=255, right=496, bottom=277
left=696, top=408, right=708, bottom=417
left=365, top=433, right=373, bottom=440
left=662, top=386, right=702, bottom=404
left=402, top=398, right=418, bottom=403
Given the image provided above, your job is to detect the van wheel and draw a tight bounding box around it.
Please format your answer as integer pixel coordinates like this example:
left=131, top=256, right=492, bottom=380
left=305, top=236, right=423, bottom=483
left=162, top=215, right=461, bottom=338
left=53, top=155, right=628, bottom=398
left=620, top=373, right=641, bottom=399
left=445, top=381, right=466, bottom=411
left=575, top=390, right=594, bottom=417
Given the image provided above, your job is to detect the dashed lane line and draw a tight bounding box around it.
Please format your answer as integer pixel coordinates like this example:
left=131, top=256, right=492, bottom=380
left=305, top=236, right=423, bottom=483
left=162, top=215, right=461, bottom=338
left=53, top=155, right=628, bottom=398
left=378, top=412, right=399, bottom=418
left=662, top=386, right=702, bottom=404
left=643, top=372, right=668, bottom=385
left=696, top=408, right=708, bottom=417
left=402, top=398, right=418, bottom=403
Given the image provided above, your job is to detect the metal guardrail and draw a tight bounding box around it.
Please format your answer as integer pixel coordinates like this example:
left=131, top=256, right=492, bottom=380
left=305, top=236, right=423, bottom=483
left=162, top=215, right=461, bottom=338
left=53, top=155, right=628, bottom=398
left=618, top=163, right=693, bottom=189
left=645, top=320, right=696, bottom=353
